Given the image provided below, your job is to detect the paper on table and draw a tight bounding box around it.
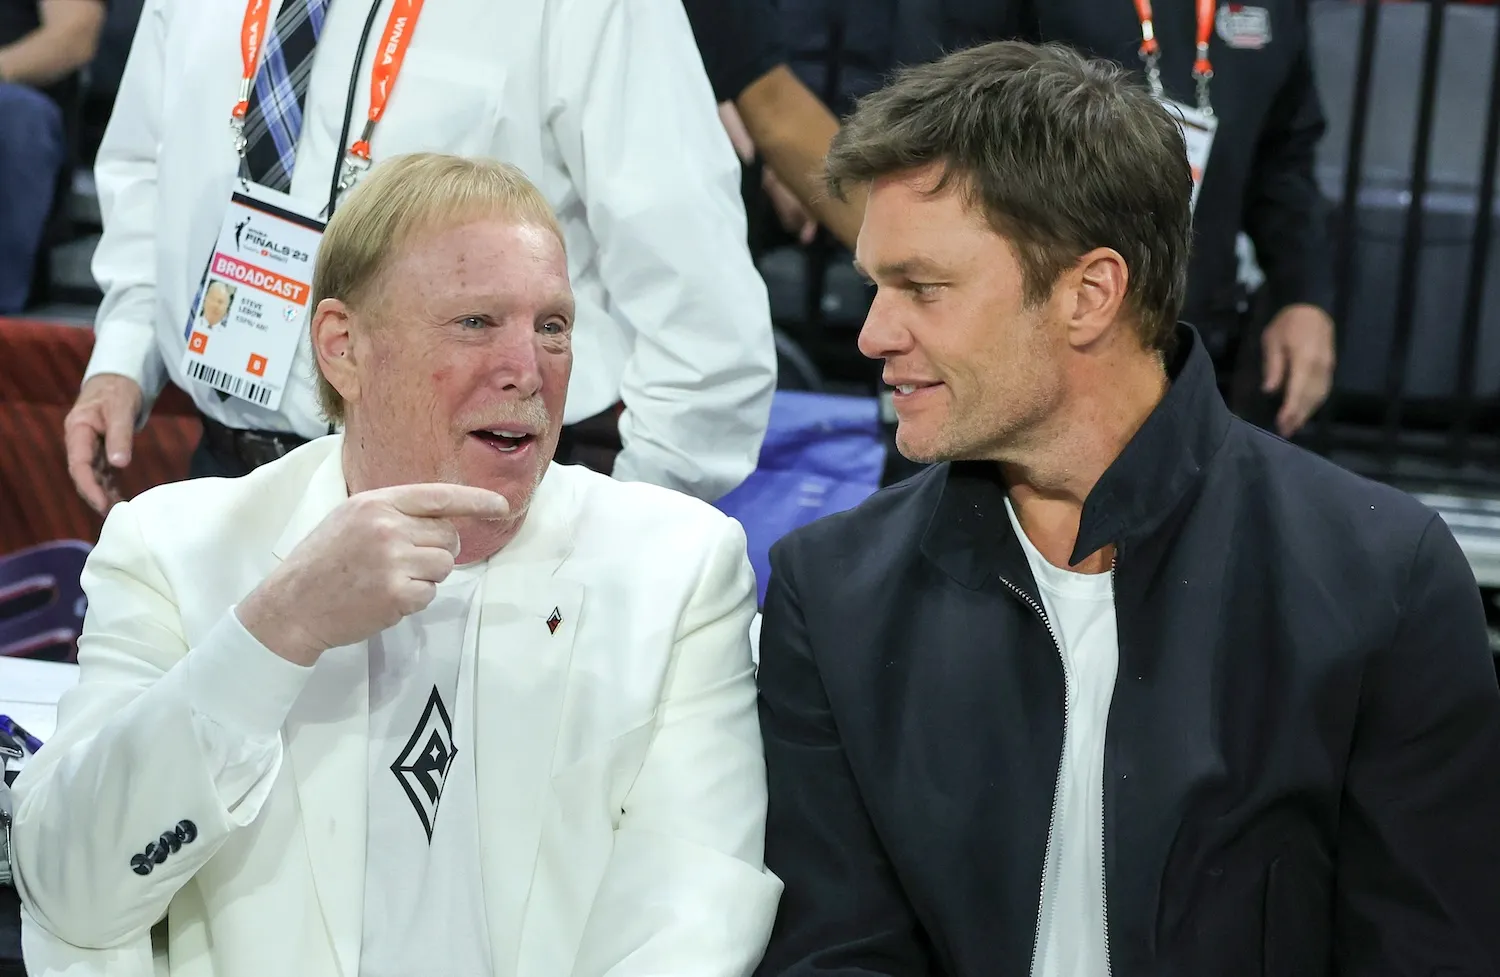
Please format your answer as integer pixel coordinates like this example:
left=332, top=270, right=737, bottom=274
left=0, top=656, right=81, bottom=744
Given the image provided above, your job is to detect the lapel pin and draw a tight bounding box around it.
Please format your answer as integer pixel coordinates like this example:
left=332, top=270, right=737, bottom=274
left=546, top=607, right=563, bottom=635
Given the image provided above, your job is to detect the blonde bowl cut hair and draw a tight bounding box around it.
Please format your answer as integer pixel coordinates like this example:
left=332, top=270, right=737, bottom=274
left=310, top=152, right=567, bottom=424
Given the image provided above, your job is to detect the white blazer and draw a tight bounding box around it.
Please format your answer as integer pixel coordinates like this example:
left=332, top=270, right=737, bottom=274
left=11, top=436, right=782, bottom=977
left=87, top=0, right=776, bottom=501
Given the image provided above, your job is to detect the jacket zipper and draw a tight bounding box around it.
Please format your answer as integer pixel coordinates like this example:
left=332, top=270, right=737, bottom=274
left=1001, top=559, right=1117, bottom=977
left=1102, top=556, right=1117, bottom=977
left=997, top=574, right=1069, bottom=977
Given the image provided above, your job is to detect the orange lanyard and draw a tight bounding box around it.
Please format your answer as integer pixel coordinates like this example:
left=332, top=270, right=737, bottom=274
left=346, top=0, right=425, bottom=167
left=230, top=0, right=273, bottom=152
left=1133, top=0, right=1216, bottom=113
left=227, top=0, right=427, bottom=189
left=336, top=0, right=425, bottom=190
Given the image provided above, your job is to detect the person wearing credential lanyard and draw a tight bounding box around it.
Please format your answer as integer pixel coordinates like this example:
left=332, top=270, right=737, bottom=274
left=13, top=153, right=781, bottom=977
left=889, top=0, right=1335, bottom=440
left=63, top=0, right=775, bottom=510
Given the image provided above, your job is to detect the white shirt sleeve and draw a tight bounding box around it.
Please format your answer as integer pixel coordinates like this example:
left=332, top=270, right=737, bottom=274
left=86, top=0, right=171, bottom=400
left=185, top=608, right=317, bottom=813
left=8, top=502, right=314, bottom=949
left=545, top=0, right=777, bottom=503
left=10, top=610, right=313, bottom=949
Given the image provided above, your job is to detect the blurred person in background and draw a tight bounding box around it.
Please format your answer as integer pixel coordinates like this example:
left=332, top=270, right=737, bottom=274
left=683, top=0, right=865, bottom=250
left=0, top=0, right=105, bottom=313
left=892, top=0, right=1336, bottom=438
left=63, top=0, right=774, bottom=512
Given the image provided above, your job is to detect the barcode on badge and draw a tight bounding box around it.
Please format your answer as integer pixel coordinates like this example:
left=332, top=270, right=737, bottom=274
left=186, top=359, right=274, bottom=407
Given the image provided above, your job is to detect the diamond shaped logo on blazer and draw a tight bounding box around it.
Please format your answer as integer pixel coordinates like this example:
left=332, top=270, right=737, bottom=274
left=547, top=607, right=563, bottom=634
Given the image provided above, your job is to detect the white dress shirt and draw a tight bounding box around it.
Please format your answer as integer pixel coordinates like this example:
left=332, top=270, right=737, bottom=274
left=87, top=0, right=776, bottom=501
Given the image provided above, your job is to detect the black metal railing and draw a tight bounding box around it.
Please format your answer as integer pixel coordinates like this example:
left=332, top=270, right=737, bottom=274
left=1313, top=0, right=1500, bottom=491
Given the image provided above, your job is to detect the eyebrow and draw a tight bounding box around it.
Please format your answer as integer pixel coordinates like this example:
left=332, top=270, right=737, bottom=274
left=440, top=288, right=575, bottom=318
left=851, top=257, right=945, bottom=281
left=547, top=291, right=576, bottom=322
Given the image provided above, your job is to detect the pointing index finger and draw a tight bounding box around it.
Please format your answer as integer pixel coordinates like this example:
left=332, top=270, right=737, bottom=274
left=380, top=483, right=511, bottom=520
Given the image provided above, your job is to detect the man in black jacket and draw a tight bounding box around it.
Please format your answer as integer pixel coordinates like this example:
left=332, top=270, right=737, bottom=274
left=886, top=0, right=1333, bottom=438
left=755, top=40, right=1500, bottom=977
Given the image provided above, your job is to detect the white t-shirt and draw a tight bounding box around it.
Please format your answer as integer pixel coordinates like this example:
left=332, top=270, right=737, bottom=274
left=1005, top=499, right=1118, bottom=977
left=361, top=561, right=493, bottom=977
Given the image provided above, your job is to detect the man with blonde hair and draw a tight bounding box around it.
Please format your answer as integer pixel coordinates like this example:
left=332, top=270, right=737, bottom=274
left=65, top=0, right=774, bottom=510
left=12, top=153, right=782, bottom=977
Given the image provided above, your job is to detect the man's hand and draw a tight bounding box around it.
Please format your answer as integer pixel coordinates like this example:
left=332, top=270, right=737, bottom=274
left=235, top=483, right=511, bottom=667
left=1261, top=303, right=1335, bottom=438
left=718, top=100, right=755, bottom=164
left=64, top=374, right=143, bottom=514
left=763, top=167, right=817, bottom=245
left=720, top=97, right=820, bottom=245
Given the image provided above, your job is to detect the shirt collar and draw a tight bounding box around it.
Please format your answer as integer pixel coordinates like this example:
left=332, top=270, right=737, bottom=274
left=920, top=324, right=1233, bottom=586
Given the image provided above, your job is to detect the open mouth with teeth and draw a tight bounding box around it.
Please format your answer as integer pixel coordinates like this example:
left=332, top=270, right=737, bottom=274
left=470, top=429, right=537, bottom=453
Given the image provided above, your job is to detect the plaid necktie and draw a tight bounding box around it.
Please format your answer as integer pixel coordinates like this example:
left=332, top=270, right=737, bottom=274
left=241, top=0, right=333, bottom=192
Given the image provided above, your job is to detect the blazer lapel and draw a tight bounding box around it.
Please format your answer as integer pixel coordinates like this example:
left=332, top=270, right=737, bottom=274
left=284, top=643, right=371, bottom=977
left=270, top=436, right=349, bottom=563
left=473, top=466, right=583, bottom=975
left=273, top=438, right=371, bottom=977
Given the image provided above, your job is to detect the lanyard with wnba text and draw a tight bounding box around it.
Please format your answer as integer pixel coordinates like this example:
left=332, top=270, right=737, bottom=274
left=338, top=0, right=426, bottom=191
left=227, top=0, right=427, bottom=189
left=229, top=0, right=271, bottom=156
left=1133, top=0, right=1216, bottom=115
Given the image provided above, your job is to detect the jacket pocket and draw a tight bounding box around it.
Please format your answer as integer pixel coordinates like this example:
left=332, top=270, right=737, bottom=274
left=1263, top=855, right=1333, bottom=977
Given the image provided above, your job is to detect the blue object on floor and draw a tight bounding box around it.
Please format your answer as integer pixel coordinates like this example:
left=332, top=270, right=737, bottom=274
left=716, top=391, right=886, bottom=606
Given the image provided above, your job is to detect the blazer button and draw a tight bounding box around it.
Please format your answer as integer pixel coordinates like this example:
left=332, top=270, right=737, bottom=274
left=130, top=853, right=152, bottom=877
left=161, top=831, right=179, bottom=854
left=176, top=820, right=198, bottom=844
left=148, top=841, right=167, bottom=865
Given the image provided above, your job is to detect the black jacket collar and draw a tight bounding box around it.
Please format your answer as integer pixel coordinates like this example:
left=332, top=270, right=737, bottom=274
left=920, top=324, right=1233, bottom=589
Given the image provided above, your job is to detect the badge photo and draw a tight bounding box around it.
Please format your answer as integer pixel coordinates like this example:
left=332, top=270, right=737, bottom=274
left=192, top=279, right=237, bottom=333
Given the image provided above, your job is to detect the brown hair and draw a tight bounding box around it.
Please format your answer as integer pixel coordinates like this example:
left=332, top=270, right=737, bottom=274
left=826, top=41, right=1192, bottom=350
left=310, top=153, right=565, bottom=423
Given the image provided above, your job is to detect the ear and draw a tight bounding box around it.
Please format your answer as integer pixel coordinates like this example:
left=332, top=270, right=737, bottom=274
left=310, top=298, right=361, bottom=405
left=1062, top=247, right=1129, bottom=349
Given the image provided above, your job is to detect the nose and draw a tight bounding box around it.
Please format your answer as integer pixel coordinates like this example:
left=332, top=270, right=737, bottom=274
left=856, top=289, right=914, bottom=362
left=488, top=328, right=545, bottom=399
